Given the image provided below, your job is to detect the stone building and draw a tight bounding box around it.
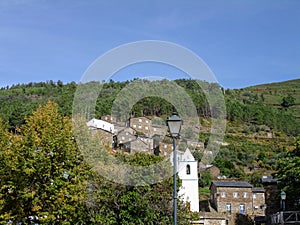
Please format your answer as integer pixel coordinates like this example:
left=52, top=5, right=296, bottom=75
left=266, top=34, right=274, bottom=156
left=117, top=127, right=136, bottom=144
left=210, top=181, right=253, bottom=215
left=100, top=115, right=116, bottom=123
left=151, top=125, right=167, bottom=136
left=124, top=137, right=152, bottom=154
left=199, top=164, right=221, bottom=179
left=159, top=141, right=174, bottom=157
left=252, top=187, right=266, bottom=216
left=261, top=175, right=279, bottom=216
left=86, top=118, right=115, bottom=146
left=129, top=117, right=152, bottom=137
left=186, top=139, right=205, bottom=151
left=210, top=181, right=266, bottom=218
left=190, top=212, right=228, bottom=225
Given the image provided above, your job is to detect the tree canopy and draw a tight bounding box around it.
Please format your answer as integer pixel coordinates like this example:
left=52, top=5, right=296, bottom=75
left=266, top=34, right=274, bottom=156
left=0, top=101, right=190, bottom=224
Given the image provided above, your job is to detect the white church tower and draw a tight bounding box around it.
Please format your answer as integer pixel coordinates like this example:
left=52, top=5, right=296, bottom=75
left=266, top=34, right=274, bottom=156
left=171, top=148, right=199, bottom=212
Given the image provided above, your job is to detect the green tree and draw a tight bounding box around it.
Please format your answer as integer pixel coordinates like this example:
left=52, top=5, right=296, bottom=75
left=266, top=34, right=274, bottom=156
left=276, top=137, right=300, bottom=209
left=85, top=153, right=190, bottom=224
left=0, top=101, right=89, bottom=224
left=281, top=94, right=296, bottom=108
left=199, top=171, right=212, bottom=187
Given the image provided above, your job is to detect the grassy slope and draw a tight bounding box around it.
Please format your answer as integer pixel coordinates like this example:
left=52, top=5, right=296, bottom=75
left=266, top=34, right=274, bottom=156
left=241, top=79, right=300, bottom=118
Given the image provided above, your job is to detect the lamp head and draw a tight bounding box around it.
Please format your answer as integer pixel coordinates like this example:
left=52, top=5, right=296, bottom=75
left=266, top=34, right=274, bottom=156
left=167, top=112, right=182, bottom=138
left=280, top=191, right=286, bottom=200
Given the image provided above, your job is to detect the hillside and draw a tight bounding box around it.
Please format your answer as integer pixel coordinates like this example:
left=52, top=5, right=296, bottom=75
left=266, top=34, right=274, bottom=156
left=0, top=79, right=299, bottom=183
left=230, top=79, right=300, bottom=118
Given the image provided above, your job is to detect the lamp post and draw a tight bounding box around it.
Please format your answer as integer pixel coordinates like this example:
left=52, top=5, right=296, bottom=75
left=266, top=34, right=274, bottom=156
left=280, top=191, right=286, bottom=211
left=167, top=112, right=183, bottom=225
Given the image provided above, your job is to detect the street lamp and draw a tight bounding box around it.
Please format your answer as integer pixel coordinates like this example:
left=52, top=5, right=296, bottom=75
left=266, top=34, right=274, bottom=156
left=167, top=112, right=183, bottom=225
left=280, top=191, right=286, bottom=211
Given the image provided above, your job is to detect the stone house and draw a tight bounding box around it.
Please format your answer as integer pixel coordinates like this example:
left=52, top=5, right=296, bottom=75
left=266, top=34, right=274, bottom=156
left=87, top=118, right=115, bottom=146
left=190, top=212, right=228, bottom=225
left=124, top=137, right=152, bottom=154
left=210, top=181, right=266, bottom=218
left=186, top=139, right=205, bottom=151
left=261, top=175, right=279, bottom=215
left=129, top=117, right=152, bottom=137
left=252, top=187, right=266, bottom=216
left=117, top=127, right=136, bottom=144
left=152, top=125, right=167, bottom=137
left=159, top=141, right=174, bottom=157
left=199, top=164, right=221, bottom=179
left=210, top=181, right=253, bottom=215
left=100, top=115, right=116, bottom=123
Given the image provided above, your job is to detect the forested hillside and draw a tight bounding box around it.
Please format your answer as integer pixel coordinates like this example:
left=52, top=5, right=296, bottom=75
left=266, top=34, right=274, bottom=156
left=0, top=78, right=299, bottom=181
left=1, top=78, right=300, bottom=221
left=1, top=79, right=299, bottom=135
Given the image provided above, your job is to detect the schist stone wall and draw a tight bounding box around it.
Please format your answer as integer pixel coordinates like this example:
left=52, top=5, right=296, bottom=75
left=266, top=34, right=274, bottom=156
left=212, top=186, right=252, bottom=214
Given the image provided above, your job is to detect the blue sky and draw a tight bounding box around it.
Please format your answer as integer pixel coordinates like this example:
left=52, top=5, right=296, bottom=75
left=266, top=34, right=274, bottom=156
left=0, top=0, right=299, bottom=89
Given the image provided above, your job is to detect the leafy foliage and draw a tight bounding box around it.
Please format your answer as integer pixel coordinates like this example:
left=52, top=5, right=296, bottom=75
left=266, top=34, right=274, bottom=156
left=0, top=101, right=89, bottom=224
left=0, top=102, right=192, bottom=224
left=276, top=137, right=300, bottom=210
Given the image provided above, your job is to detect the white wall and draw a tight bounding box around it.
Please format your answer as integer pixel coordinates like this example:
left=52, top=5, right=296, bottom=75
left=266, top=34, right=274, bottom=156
left=87, top=118, right=114, bottom=133
left=177, top=149, right=199, bottom=212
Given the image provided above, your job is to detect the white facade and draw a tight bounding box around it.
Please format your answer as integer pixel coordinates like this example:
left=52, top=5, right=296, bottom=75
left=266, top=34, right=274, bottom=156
left=87, top=118, right=114, bottom=133
left=171, top=148, right=199, bottom=212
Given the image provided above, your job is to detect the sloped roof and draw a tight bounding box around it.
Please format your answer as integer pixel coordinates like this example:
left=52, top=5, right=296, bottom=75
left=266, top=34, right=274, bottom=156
left=261, top=175, right=278, bottom=184
left=252, top=187, right=265, bottom=193
left=181, top=148, right=195, bottom=161
left=212, top=181, right=252, bottom=188
left=87, top=118, right=114, bottom=133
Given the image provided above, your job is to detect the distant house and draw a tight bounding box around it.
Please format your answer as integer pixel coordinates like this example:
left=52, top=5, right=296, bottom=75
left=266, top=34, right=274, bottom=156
left=210, top=181, right=253, bottom=214
left=87, top=118, right=114, bottom=133
left=159, top=141, right=174, bottom=157
left=117, top=127, right=136, bottom=144
left=186, top=139, right=204, bottom=150
left=151, top=125, right=167, bottom=137
left=129, top=117, right=152, bottom=137
left=101, top=115, right=116, bottom=123
left=124, top=137, right=152, bottom=154
left=87, top=118, right=114, bottom=146
left=199, top=163, right=220, bottom=179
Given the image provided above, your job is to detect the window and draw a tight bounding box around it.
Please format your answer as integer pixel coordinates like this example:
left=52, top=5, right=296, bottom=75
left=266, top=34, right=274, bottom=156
left=133, top=124, right=136, bottom=128
left=153, top=128, right=157, bottom=131
left=139, top=119, right=142, bottom=122
left=233, top=192, right=238, bottom=198
left=145, top=126, right=148, bottom=130
left=244, top=192, right=248, bottom=198
left=240, top=204, right=245, bottom=214
left=186, top=164, right=191, bottom=175
left=164, top=144, right=167, bottom=148
left=253, top=193, right=257, bottom=199
left=221, top=192, right=226, bottom=198
left=138, top=125, right=142, bottom=129
left=146, top=120, right=149, bottom=123
left=226, top=203, right=231, bottom=212
left=121, top=136, right=125, bottom=140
